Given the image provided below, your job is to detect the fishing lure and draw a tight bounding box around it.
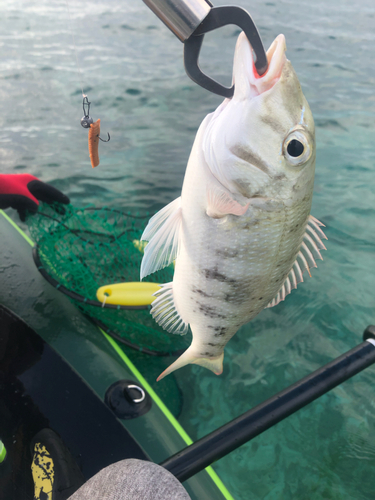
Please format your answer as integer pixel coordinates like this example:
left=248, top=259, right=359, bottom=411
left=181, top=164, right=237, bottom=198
left=81, top=96, right=110, bottom=168
left=88, top=119, right=101, bottom=168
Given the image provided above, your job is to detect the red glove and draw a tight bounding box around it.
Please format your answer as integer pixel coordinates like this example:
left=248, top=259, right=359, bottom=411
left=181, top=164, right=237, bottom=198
left=0, top=174, right=70, bottom=221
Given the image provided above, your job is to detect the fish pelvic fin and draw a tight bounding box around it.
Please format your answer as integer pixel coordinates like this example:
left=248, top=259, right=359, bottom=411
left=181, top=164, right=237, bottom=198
left=157, top=347, right=224, bottom=381
left=140, top=197, right=182, bottom=280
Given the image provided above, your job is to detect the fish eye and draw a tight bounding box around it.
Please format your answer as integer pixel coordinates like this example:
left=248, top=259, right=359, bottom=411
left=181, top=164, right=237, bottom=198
left=283, top=129, right=312, bottom=166
left=287, top=139, right=304, bottom=157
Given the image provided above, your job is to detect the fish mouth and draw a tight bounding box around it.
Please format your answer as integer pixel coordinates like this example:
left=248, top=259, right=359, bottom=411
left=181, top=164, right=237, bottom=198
left=232, top=32, right=287, bottom=99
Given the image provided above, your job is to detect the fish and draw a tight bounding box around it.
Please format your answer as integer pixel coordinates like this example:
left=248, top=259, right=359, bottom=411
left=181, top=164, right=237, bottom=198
left=140, top=32, right=327, bottom=381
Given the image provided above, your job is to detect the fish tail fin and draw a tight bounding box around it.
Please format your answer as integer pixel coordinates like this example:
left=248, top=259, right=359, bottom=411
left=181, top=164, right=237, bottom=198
left=157, top=347, right=224, bottom=381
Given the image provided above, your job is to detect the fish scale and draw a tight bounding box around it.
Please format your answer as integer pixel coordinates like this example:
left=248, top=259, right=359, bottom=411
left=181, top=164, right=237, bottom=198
left=140, top=32, right=327, bottom=381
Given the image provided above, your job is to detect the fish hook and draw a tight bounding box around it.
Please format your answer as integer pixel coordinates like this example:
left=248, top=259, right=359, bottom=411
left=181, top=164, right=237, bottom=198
left=80, top=95, right=111, bottom=167
left=81, top=95, right=110, bottom=141
left=98, top=132, right=110, bottom=142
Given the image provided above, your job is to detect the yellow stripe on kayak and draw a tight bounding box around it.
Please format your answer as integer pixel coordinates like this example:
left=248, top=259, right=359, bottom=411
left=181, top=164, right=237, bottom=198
left=0, top=210, right=34, bottom=246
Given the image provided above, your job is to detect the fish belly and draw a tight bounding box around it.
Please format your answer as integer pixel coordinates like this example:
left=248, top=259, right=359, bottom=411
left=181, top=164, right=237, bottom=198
left=173, top=198, right=311, bottom=356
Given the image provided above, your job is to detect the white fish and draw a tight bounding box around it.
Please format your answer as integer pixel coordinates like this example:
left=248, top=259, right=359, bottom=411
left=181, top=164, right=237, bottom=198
left=140, top=32, right=327, bottom=381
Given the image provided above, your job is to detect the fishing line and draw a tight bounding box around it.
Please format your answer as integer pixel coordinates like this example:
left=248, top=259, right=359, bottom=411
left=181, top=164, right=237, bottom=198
left=64, top=0, right=86, bottom=98
left=63, top=0, right=111, bottom=168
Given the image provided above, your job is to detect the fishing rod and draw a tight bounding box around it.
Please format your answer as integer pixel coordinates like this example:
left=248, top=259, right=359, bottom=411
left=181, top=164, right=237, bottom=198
left=142, top=0, right=268, bottom=97
left=161, top=325, right=375, bottom=482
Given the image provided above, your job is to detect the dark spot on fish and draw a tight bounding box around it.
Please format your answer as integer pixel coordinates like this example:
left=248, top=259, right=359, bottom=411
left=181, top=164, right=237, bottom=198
left=214, top=327, right=227, bottom=337
left=274, top=174, right=286, bottom=181
left=231, top=178, right=254, bottom=198
left=224, top=287, right=248, bottom=304
left=216, top=248, right=238, bottom=259
left=224, top=289, right=250, bottom=304
left=259, top=114, right=286, bottom=136
left=202, top=352, right=215, bottom=357
left=192, top=287, right=211, bottom=298
left=203, top=267, right=227, bottom=282
left=231, top=144, right=272, bottom=177
left=239, top=218, right=260, bottom=231
left=206, top=342, right=217, bottom=346
left=259, top=297, right=263, bottom=300
left=198, top=304, right=226, bottom=319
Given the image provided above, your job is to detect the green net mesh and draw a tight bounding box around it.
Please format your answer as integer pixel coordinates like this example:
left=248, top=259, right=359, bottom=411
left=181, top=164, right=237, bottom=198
left=25, top=203, right=191, bottom=355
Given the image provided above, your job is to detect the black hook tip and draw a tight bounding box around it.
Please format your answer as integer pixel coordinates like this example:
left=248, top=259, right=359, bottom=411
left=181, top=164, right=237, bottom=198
left=98, top=132, right=110, bottom=143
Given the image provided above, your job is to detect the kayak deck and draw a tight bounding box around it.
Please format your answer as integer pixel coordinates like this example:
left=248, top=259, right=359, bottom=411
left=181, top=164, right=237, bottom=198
left=0, top=210, right=234, bottom=500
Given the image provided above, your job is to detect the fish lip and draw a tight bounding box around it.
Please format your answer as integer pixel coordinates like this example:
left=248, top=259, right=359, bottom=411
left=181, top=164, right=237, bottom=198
left=233, top=32, right=287, bottom=99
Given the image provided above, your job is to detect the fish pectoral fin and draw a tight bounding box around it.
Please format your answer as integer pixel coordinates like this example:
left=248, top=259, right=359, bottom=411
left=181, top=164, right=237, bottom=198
left=151, top=282, right=189, bottom=336
left=140, top=197, right=182, bottom=280
left=266, top=214, right=327, bottom=308
left=206, top=186, right=249, bottom=219
left=157, top=347, right=224, bottom=381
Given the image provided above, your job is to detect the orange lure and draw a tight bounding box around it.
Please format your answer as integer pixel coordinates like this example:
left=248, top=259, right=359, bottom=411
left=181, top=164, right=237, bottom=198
left=88, top=119, right=101, bottom=168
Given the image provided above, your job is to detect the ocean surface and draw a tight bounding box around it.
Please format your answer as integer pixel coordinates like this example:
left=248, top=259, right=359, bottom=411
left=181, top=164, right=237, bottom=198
left=1, top=0, right=375, bottom=498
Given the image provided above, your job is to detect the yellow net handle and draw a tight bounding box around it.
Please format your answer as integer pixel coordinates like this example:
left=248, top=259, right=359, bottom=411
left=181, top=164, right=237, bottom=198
left=96, top=282, right=161, bottom=307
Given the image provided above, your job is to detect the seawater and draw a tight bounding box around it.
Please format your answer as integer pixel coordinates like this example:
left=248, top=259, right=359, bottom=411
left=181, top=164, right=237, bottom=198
left=1, top=0, right=374, bottom=498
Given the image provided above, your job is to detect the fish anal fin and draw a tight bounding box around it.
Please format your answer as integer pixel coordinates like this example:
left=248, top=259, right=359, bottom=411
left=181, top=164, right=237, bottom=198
left=206, top=186, right=249, bottom=219
left=140, top=197, right=182, bottom=280
left=151, top=282, right=189, bottom=336
left=157, top=347, right=224, bottom=381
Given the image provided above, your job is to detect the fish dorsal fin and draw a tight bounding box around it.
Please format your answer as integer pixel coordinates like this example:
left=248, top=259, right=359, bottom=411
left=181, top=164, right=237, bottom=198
left=140, top=197, right=182, bottom=280
left=266, top=215, right=327, bottom=308
left=206, top=185, right=250, bottom=218
left=151, top=282, right=189, bottom=336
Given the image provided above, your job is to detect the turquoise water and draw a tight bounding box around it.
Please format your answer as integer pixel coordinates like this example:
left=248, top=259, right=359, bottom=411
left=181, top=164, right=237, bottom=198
left=1, top=0, right=375, bottom=498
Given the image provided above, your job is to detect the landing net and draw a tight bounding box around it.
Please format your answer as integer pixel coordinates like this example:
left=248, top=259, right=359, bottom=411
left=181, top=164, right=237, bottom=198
left=25, top=203, right=191, bottom=356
